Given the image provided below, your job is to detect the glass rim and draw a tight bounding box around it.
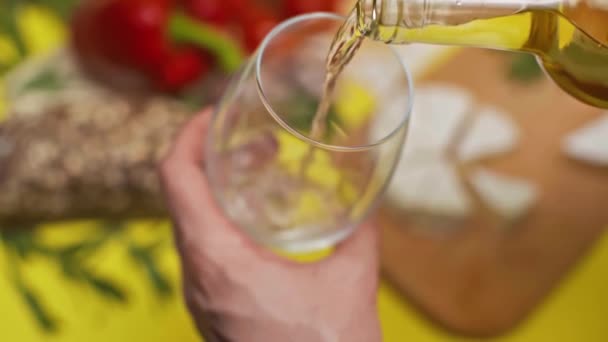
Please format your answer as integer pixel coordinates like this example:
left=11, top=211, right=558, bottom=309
left=254, top=12, right=414, bottom=152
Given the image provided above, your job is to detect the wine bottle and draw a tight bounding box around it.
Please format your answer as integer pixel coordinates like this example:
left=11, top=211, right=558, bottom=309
left=355, top=0, right=608, bottom=108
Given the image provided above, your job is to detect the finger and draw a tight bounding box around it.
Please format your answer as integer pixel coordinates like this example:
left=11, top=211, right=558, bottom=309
left=166, top=108, right=213, bottom=165
left=159, top=109, right=220, bottom=240
left=159, top=110, right=279, bottom=260
left=330, top=217, right=379, bottom=265
left=160, top=109, right=211, bottom=213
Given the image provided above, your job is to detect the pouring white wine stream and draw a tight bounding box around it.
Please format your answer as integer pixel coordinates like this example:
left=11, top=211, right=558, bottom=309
left=312, top=0, right=608, bottom=135
left=302, top=0, right=608, bottom=179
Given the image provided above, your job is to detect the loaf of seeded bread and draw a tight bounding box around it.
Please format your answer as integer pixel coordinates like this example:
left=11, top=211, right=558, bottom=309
left=0, top=49, right=199, bottom=227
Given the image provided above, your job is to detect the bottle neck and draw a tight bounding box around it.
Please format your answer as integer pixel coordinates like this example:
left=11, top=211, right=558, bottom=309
left=356, top=0, right=608, bottom=49
left=357, top=0, right=565, bottom=29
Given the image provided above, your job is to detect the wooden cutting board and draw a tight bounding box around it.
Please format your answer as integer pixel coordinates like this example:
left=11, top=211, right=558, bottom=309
left=379, top=48, right=608, bottom=337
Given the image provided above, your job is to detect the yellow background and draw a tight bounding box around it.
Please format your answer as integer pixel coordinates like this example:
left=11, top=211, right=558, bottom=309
left=1, top=5, right=608, bottom=341
left=2, top=220, right=608, bottom=342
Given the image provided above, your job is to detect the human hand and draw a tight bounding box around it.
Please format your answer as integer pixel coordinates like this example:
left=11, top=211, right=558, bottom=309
left=159, top=108, right=382, bottom=342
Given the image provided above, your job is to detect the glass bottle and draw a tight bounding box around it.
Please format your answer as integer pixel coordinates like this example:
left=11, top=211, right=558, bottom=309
left=355, top=0, right=608, bottom=108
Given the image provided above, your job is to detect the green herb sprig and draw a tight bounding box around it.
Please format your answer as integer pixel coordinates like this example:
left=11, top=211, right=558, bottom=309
left=1, top=222, right=175, bottom=334
left=0, top=0, right=80, bottom=78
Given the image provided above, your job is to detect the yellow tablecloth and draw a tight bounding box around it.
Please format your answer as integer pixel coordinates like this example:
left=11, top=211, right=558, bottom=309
left=1, top=221, right=608, bottom=341
left=1, top=6, right=608, bottom=342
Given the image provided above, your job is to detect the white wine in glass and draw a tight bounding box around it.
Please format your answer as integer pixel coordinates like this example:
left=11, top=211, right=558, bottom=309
left=205, top=13, right=413, bottom=252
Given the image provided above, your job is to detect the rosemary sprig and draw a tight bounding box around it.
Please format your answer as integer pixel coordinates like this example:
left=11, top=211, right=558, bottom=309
left=80, top=269, right=128, bottom=303
left=18, top=282, right=58, bottom=332
left=3, top=231, right=59, bottom=332
left=0, top=0, right=177, bottom=334
left=1, top=222, right=175, bottom=333
left=0, top=0, right=80, bottom=78
left=129, top=241, right=174, bottom=297
left=0, top=0, right=27, bottom=58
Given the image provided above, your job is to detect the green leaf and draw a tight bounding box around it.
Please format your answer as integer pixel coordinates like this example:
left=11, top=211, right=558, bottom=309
left=96, top=220, right=128, bottom=232
left=0, top=61, right=18, bottom=76
left=8, top=249, right=58, bottom=333
left=55, top=225, right=119, bottom=260
left=18, top=284, right=59, bottom=333
left=58, top=242, right=94, bottom=258
left=58, top=239, right=106, bottom=259
left=129, top=243, right=173, bottom=297
left=19, top=68, right=63, bottom=94
left=13, top=238, right=32, bottom=259
left=59, top=258, right=80, bottom=279
left=2, top=230, right=36, bottom=260
left=82, top=271, right=128, bottom=303
left=509, top=53, right=543, bottom=82
left=0, top=0, right=27, bottom=58
left=0, top=223, right=183, bottom=334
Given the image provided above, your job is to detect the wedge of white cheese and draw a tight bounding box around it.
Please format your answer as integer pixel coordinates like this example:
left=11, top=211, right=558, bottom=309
left=388, top=159, right=472, bottom=218
left=403, top=84, right=473, bottom=161
left=458, top=106, right=519, bottom=162
left=377, top=84, right=474, bottom=217
left=563, top=114, right=608, bottom=166
left=470, top=168, right=539, bottom=221
left=369, top=83, right=473, bottom=157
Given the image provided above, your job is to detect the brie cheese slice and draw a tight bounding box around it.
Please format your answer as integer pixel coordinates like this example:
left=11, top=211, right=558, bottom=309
left=388, top=160, right=472, bottom=218
left=470, top=168, right=538, bottom=221
left=563, top=114, right=608, bottom=166
left=403, top=84, right=473, bottom=161
left=458, top=106, right=519, bottom=162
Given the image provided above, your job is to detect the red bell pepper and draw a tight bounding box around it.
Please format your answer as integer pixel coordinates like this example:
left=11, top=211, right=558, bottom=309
left=241, top=8, right=281, bottom=52
left=181, top=0, right=233, bottom=26
left=182, top=0, right=280, bottom=53
left=282, top=0, right=339, bottom=17
left=71, top=0, right=342, bottom=93
left=71, top=0, right=244, bottom=92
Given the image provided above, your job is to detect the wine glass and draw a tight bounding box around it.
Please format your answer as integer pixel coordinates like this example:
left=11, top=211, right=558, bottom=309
left=205, top=12, right=413, bottom=252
